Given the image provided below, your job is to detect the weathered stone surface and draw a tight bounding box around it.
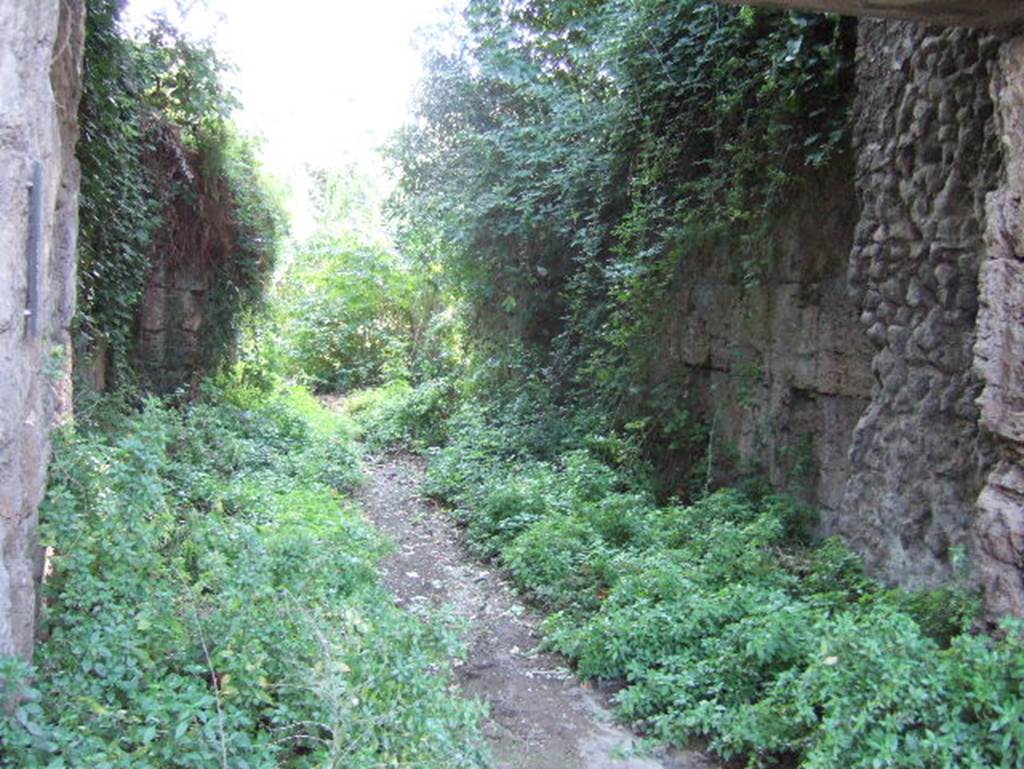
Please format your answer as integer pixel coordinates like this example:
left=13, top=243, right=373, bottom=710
left=718, top=0, right=1024, bottom=29
left=124, top=128, right=237, bottom=395
left=0, top=0, right=84, bottom=661
left=974, top=34, right=1024, bottom=620
left=660, top=160, right=874, bottom=513
left=841, top=21, right=1003, bottom=590
left=133, top=253, right=213, bottom=394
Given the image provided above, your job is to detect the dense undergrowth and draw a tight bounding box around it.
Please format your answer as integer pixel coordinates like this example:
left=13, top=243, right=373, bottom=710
left=365, top=3, right=1024, bottom=761
left=0, top=385, right=488, bottom=769
left=350, top=377, right=1024, bottom=769
left=269, top=167, right=460, bottom=395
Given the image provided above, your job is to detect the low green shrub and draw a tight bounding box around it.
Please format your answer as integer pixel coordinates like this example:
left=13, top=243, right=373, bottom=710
left=577, top=493, right=653, bottom=549
left=421, top=405, right=515, bottom=503
left=0, top=386, right=488, bottom=769
left=503, top=517, right=611, bottom=610
left=718, top=612, right=1024, bottom=768
left=410, top=383, right=1024, bottom=768
left=347, top=378, right=457, bottom=451
left=469, top=464, right=566, bottom=557
left=274, top=232, right=419, bottom=392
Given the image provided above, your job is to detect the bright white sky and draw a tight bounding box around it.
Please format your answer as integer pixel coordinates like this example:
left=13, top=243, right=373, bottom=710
left=123, top=0, right=460, bottom=235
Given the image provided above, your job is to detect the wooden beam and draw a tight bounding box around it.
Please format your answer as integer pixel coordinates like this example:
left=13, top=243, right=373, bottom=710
left=717, top=1, right=1024, bottom=29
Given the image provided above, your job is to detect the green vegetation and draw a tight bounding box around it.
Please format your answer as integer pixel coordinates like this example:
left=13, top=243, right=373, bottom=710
left=5, top=8, right=488, bottom=764
left=388, top=0, right=855, bottom=483
left=274, top=231, right=417, bottom=391
left=6, top=1, right=1023, bottom=767
left=0, top=385, right=487, bottom=768
left=345, top=379, right=458, bottom=451
left=76, top=0, right=284, bottom=388
left=363, top=4, right=1024, bottom=759
left=352, top=378, right=1023, bottom=769
left=271, top=167, right=460, bottom=394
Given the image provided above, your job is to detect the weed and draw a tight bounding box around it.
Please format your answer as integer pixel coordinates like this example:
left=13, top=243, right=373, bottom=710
left=0, top=385, right=488, bottom=768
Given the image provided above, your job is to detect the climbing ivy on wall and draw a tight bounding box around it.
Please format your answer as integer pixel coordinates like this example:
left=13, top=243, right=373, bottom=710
left=76, top=0, right=159, bottom=381
left=389, top=0, right=855, bottom=463
left=76, top=0, right=284, bottom=391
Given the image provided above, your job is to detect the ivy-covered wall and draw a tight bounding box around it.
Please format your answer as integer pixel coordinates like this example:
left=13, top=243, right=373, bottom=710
left=654, top=158, right=873, bottom=513
left=129, top=126, right=283, bottom=394
left=390, top=0, right=860, bottom=491
left=75, top=2, right=284, bottom=395
left=0, top=0, right=281, bottom=685
left=721, top=0, right=1024, bottom=28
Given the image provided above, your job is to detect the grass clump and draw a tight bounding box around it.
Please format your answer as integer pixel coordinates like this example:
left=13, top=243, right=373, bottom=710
left=0, top=384, right=488, bottom=769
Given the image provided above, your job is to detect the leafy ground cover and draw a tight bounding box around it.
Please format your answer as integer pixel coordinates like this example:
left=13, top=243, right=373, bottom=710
left=350, top=377, right=1024, bottom=769
left=0, top=384, right=488, bottom=769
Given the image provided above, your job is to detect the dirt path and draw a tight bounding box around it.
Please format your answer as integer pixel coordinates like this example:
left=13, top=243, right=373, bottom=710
left=357, top=453, right=716, bottom=769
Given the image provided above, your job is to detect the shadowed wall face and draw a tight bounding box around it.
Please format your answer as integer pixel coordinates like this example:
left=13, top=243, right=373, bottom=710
left=664, top=16, right=1024, bottom=620
left=653, top=159, right=874, bottom=519
left=0, top=0, right=85, bottom=661
left=719, top=0, right=1024, bottom=29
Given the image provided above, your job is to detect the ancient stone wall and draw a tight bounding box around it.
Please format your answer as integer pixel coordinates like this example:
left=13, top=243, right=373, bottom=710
left=839, top=21, right=1004, bottom=589
left=659, top=161, right=875, bottom=513
left=828, top=20, right=1024, bottom=620
left=720, top=0, right=1024, bottom=29
left=134, top=253, right=215, bottom=395
left=131, top=134, right=237, bottom=395
left=0, top=0, right=85, bottom=660
left=669, top=18, right=1024, bottom=619
left=974, top=36, right=1024, bottom=618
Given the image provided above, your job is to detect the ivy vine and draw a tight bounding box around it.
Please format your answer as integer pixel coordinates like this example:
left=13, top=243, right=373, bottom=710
left=75, top=0, right=284, bottom=393
left=390, top=0, right=856, bottom=467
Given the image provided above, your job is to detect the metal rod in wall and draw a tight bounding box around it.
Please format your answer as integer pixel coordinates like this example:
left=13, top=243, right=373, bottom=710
left=25, top=160, right=42, bottom=338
